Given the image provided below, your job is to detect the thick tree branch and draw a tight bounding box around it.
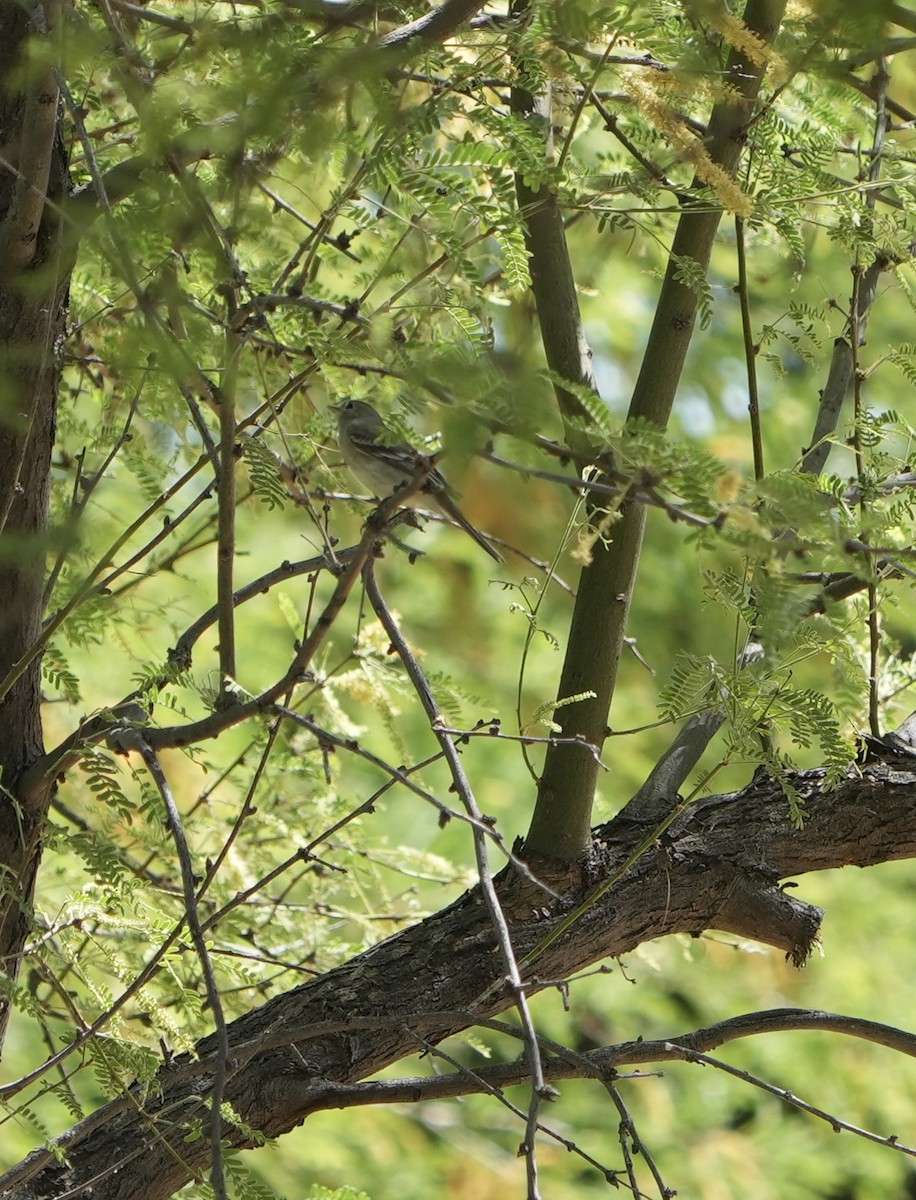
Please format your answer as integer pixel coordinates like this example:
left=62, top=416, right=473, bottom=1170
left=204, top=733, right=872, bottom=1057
left=623, top=709, right=729, bottom=820
left=0, top=4, right=59, bottom=274
left=510, top=29, right=597, bottom=434
left=507, top=1, right=606, bottom=861
left=0, top=0, right=69, bottom=1056
left=378, top=0, right=487, bottom=48
left=528, top=0, right=788, bottom=861
left=632, top=66, right=900, bottom=818
left=5, top=754, right=916, bottom=1199
left=800, top=252, right=889, bottom=475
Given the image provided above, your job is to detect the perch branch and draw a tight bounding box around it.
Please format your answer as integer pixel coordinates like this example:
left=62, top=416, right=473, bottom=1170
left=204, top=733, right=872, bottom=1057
left=5, top=756, right=916, bottom=1199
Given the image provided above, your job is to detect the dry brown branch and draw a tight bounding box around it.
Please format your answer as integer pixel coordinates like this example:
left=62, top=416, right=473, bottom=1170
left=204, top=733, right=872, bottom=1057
left=4, top=754, right=916, bottom=1199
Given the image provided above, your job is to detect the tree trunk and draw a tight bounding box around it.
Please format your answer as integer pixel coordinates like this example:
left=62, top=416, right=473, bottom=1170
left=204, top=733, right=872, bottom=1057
left=0, top=1, right=68, bottom=1052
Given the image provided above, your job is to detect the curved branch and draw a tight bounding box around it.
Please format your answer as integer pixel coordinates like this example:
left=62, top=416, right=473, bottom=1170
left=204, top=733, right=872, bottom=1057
left=6, top=754, right=916, bottom=1199
left=288, top=1007, right=916, bottom=1108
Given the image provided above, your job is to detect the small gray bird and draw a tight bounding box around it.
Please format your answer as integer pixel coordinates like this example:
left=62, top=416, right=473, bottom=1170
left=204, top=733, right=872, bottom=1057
left=333, top=399, right=503, bottom=562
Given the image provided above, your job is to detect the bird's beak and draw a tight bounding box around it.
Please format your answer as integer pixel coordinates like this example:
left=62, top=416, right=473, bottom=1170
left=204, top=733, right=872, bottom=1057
left=329, top=403, right=342, bottom=414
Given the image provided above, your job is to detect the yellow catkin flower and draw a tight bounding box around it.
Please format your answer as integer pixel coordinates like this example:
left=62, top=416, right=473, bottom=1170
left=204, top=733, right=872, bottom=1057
left=715, top=468, right=743, bottom=505
left=709, top=3, right=788, bottom=83
left=572, top=507, right=624, bottom=565
left=624, top=73, right=754, bottom=216
left=689, top=153, right=754, bottom=218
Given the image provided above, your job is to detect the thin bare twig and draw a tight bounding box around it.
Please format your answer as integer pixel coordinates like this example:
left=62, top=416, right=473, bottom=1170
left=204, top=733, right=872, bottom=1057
left=194, top=719, right=285, bottom=905
left=363, top=562, right=554, bottom=1200
left=216, top=363, right=239, bottom=702
left=0, top=449, right=214, bottom=706
left=435, top=719, right=603, bottom=761
left=273, top=707, right=519, bottom=842
left=735, top=215, right=764, bottom=481
left=257, top=183, right=362, bottom=263
left=133, top=738, right=229, bottom=1200
left=482, top=451, right=723, bottom=529
left=404, top=1028, right=626, bottom=1188
left=592, top=95, right=670, bottom=184
left=666, top=1043, right=916, bottom=1158
left=131, top=501, right=398, bottom=752
left=606, top=1079, right=673, bottom=1199
left=42, top=367, right=146, bottom=608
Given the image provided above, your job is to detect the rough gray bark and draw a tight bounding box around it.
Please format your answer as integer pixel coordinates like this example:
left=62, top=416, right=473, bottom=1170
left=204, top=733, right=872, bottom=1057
left=0, top=1, right=68, bottom=1053
left=3, top=754, right=914, bottom=1200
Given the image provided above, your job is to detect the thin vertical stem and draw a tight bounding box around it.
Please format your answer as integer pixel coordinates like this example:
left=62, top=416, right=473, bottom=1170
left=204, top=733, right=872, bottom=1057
left=735, top=215, right=764, bottom=481
left=849, top=264, right=881, bottom=739
left=853, top=54, right=889, bottom=739
left=216, top=338, right=239, bottom=699
left=136, top=739, right=229, bottom=1200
